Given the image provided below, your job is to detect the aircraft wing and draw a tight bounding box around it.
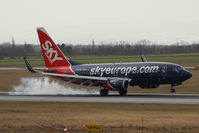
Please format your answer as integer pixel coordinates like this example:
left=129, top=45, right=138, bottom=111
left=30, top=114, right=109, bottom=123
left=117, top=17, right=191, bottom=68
left=24, top=57, right=130, bottom=86
left=41, top=72, right=128, bottom=81
left=42, top=72, right=130, bottom=86
left=183, top=66, right=199, bottom=70
left=140, top=55, right=198, bottom=70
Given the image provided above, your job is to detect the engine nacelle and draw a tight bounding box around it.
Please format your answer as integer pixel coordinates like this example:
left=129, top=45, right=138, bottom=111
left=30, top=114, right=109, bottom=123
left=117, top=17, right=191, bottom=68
left=139, top=84, right=160, bottom=89
left=106, top=79, right=129, bottom=90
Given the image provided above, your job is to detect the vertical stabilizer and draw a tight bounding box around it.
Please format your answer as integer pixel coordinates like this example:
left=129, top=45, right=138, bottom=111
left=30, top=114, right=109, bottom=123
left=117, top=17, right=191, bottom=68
left=37, top=27, right=71, bottom=68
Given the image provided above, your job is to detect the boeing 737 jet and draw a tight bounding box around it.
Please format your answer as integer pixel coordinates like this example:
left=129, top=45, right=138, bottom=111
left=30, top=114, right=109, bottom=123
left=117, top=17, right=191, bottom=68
left=24, top=27, right=192, bottom=96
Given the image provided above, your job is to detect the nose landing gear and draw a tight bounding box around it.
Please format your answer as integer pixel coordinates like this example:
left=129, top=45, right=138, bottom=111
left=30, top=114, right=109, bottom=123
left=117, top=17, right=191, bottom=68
left=119, top=89, right=127, bottom=96
left=170, top=88, right=176, bottom=93
left=100, top=88, right=109, bottom=96
left=170, top=85, right=176, bottom=93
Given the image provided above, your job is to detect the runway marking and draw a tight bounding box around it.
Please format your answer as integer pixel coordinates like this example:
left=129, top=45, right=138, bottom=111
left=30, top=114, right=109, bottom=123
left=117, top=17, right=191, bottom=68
left=0, top=67, right=25, bottom=70
left=0, top=93, right=199, bottom=104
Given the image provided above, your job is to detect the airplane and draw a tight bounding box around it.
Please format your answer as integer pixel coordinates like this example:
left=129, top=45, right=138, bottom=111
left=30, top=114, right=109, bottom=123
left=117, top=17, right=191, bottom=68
left=24, top=27, right=192, bottom=96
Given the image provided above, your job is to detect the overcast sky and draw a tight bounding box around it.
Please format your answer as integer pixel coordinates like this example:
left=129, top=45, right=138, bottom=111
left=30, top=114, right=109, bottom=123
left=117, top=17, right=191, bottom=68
left=0, top=0, right=199, bottom=45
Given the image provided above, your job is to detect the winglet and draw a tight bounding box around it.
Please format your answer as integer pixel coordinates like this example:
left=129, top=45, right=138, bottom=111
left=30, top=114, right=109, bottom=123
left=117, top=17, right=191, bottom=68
left=24, top=57, right=37, bottom=73
left=141, top=55, right=147, bottom=62
left=184, top=66, right=199, bottom=70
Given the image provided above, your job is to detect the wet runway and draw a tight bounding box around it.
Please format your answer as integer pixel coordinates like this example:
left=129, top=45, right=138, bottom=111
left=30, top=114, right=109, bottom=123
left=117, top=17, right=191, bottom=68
left=0, top=92, right=199, bottom=104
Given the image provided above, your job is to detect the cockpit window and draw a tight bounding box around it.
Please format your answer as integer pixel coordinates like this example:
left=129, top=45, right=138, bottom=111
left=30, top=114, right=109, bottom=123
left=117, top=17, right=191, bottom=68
left=173, top=66, right=183, bottom=72
left=178, top=66, right=183, bottom=71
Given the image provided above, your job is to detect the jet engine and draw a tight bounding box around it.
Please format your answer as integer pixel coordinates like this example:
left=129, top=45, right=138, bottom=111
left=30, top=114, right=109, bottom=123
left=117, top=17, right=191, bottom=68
left=106, top=79, right=129, bottom=90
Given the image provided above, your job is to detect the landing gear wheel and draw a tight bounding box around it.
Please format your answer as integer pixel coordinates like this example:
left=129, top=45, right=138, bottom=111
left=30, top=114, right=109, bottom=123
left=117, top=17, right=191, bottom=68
left=119, top=89, right=127, bottom=96
left=170, top=88, right=175, bottom=93
left=100, top=89, right=108, bottom=96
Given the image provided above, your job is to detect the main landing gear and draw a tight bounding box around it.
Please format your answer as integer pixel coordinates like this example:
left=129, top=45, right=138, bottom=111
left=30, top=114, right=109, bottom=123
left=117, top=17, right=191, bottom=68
left=100, top=88, right=127, bottom=96
left=170, top=85, right=176, bottom=93
left=119, top=89, right=127, bottom=96
left=100, top=88, right=109, bottom=96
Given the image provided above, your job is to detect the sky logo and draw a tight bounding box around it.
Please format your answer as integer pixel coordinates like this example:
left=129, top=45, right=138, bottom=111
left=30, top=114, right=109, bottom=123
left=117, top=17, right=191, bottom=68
left=42, top=40, right=63, bottom=63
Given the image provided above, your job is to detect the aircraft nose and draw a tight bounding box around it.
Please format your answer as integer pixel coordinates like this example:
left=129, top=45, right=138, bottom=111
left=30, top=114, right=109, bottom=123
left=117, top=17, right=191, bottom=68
left=184, top=70, right=192, bottom=80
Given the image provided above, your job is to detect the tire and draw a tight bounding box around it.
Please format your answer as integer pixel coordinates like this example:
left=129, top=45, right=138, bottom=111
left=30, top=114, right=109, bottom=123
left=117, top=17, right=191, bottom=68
left=100, top=89, right=108, bottom=96
left=170, top=88, right=175, bottom=93
left=119, top=89, right=127, bottom=96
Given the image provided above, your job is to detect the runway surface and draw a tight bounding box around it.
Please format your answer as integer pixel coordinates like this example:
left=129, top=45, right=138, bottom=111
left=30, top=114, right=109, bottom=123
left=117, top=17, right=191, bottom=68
left=0, top=92, right=199, bottom=104
left=0, top=67, right=25, bottom=70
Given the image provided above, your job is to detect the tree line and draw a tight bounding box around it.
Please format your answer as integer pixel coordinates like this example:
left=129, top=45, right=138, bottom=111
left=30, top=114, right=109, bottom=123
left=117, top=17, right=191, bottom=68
left=0, top=40, right=199, bottom=59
